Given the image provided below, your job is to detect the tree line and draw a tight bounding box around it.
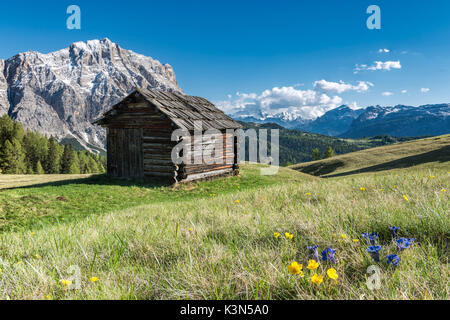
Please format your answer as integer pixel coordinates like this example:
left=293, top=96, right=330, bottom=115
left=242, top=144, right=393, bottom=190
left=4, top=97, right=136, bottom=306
left=0, top=115, right=106, bottom=174
left=239, top=121, right=419, bottom=166
left=311, top=146, right=335, bottom=161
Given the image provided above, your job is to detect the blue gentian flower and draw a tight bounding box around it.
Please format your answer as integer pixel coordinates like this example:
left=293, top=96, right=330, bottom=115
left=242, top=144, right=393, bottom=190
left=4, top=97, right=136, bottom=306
left=361, top=232, right=379, bottom=245
left=307, top=245, right=320, bottom=262
left=321, top=247, right=337, bottom=264
left=366, top=245, right=382, bottom=262
left=387, top=254, right=400, bottom=267
left=389, top=226, right=400, bottom=238
left=396, top=238, right=415, bottom=251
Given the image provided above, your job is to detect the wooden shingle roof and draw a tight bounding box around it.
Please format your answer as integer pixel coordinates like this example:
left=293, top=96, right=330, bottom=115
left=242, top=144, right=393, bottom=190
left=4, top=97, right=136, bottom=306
left=94, top=88, right=243, bottom=131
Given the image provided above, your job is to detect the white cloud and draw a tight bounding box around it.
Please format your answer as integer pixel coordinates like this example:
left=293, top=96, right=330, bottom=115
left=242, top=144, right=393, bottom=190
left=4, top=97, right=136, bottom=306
left=382, top=91, right=394, bottom=96
left=348, top=101, right=363, bottom=110
left=401, top=90, right=407, bottom=94
left=378, top=48, right=390, bottom=53
left=421, top=88, right=430, bottom=93
left=354, top=60, right=402, bottom=73
left=215, top=86, right=344, bottom=120
left=313, top=80, right=374, bottom=94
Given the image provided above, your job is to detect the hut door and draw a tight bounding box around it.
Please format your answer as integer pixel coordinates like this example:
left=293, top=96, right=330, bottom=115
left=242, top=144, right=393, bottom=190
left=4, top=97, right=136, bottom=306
left=112, top=128, right=143, bottom=179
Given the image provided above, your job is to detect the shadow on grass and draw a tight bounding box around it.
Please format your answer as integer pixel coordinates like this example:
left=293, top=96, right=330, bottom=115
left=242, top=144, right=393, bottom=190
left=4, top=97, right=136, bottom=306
left=295, top=145, right=450, bottom=178
left=2, top=174, right=172, bottom=191
left=324, top=145, right=450, bottom=178
left=294, top=160, right=346, bottom=177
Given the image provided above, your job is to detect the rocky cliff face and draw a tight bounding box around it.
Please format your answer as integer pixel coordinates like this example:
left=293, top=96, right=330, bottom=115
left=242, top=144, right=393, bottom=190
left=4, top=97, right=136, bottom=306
left=0, top=59, right=8, bottom=115
left=0, top=38, right=182, bottom=152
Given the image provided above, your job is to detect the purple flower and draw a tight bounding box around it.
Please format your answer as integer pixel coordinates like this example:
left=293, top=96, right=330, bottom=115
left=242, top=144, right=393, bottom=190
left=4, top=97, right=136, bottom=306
left=396, top=238, right=415, bottom=251
left=362, top=232, right=379, bottom=245
left=307, top=245, right=320, bottom=262
left=389, top=226, right=400, bottom=238
left=321, top=247, right=337, bottom=264
left=366, top=245, right=382, bottom=262
left=387, top=254, right=400, bottom=267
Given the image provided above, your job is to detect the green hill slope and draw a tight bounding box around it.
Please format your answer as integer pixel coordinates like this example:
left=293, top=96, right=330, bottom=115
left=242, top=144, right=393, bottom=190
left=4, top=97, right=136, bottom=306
left=0, top=163, right=447, bottom=300
left=240, top=121, right=418, bottom=165
left=290, top=134, right=450, bottom=177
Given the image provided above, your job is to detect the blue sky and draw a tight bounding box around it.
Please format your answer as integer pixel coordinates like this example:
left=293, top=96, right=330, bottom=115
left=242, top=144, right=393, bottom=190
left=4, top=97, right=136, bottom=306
left=0, top=0, right=449, bottom=118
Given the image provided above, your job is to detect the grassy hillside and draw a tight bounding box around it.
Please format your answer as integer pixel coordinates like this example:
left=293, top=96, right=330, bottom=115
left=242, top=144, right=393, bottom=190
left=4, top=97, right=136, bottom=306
left=0, top=161, right=448, bottom=300
left=290, top=134, right=450, bottom=177
left=240, top=121, right=418, bottom=165
left=0, top=165, right=313, bottom=232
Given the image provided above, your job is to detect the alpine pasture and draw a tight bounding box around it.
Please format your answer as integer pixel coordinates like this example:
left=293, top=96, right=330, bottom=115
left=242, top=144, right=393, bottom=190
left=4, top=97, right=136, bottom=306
left=0, top=137, right=448, bottom=300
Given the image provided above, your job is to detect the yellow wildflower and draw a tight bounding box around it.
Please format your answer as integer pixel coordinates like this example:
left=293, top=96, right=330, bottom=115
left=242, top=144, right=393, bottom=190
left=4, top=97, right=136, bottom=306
left=327, top=268, right=339, bottom=281
left=288, top=261, right=302, bottom=275
left=44, top=295, right=52, bottom=300
left=379, top=188, right=384, bottom=192
left=90, top=277, right=99, bottom=283
left=273, top=232, right=281, bottom=238
left=235, top=200, right=240, bottom=204
left=394, top=185, right=398, bottom=189
left=305, top=193, right=311, bottom=196
left=441, top=189, right=446, bottom=192
left=360, top=187, right=366, bottom=191
left=403, top=195, right=409, bottom=202
left=60, top=279, right=72, bottom=287
left=352, top=239, right=360, bottom=242
left=429, top=175, right=435, bottom=179
left=285, top=232, right=294, bottom=240
left=341, top=234, right=347, bottom=240
left=306, top=259, right=319, bottom=270
left=311, top=273, right=323, bottom=285
left=35, top=254, right=41, bottom=259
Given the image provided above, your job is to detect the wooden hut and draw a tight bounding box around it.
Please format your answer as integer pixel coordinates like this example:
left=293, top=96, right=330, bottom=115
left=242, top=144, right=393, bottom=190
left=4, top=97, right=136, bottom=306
left=94, top=88, right=243, bottom=183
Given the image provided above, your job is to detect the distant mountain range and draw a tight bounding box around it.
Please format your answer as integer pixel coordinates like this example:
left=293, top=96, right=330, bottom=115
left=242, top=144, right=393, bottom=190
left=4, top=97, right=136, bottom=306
left=233, top=103, right=450, bottom=138
left=240, top=121, right=417, bottom=165
left=340, top=104, right=450, bottom=138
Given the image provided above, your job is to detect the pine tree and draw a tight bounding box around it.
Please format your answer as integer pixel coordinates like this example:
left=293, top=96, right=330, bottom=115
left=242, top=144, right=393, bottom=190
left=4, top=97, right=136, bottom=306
left=36, top=161, right=45, bottom=174
left=323, top=146, right=335, bottom=159
left=97, top=160, right=105, bottom=173
left=1, top=139, right=26, bottom=174
left=77, top=151, right=90, bottom=174
left=45, top=136, right=61, bottom=174
left=12, top=122, right=25, bottom=142
left=0, top=114, right=15, bottom=147
left=27, top=165, right=34, bottom=175
left=60, top=144, right=76, bottom=174
left=69, top=152, right=80, bottom=174
left=312, top=148, right=321, bottom=161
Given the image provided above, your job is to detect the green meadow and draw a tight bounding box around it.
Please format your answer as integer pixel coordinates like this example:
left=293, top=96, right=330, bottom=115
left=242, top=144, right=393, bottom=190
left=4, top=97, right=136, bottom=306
left=0, top=136, right=448, bottom=300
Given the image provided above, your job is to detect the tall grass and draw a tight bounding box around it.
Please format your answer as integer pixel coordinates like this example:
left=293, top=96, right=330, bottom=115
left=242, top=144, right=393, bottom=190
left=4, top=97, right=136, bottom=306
left=0, top=164, right=448, bottom=300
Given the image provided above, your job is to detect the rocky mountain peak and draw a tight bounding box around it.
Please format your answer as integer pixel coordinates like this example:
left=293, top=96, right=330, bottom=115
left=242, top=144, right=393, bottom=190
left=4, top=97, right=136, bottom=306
left=0, top=39, right=183, bottom=152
